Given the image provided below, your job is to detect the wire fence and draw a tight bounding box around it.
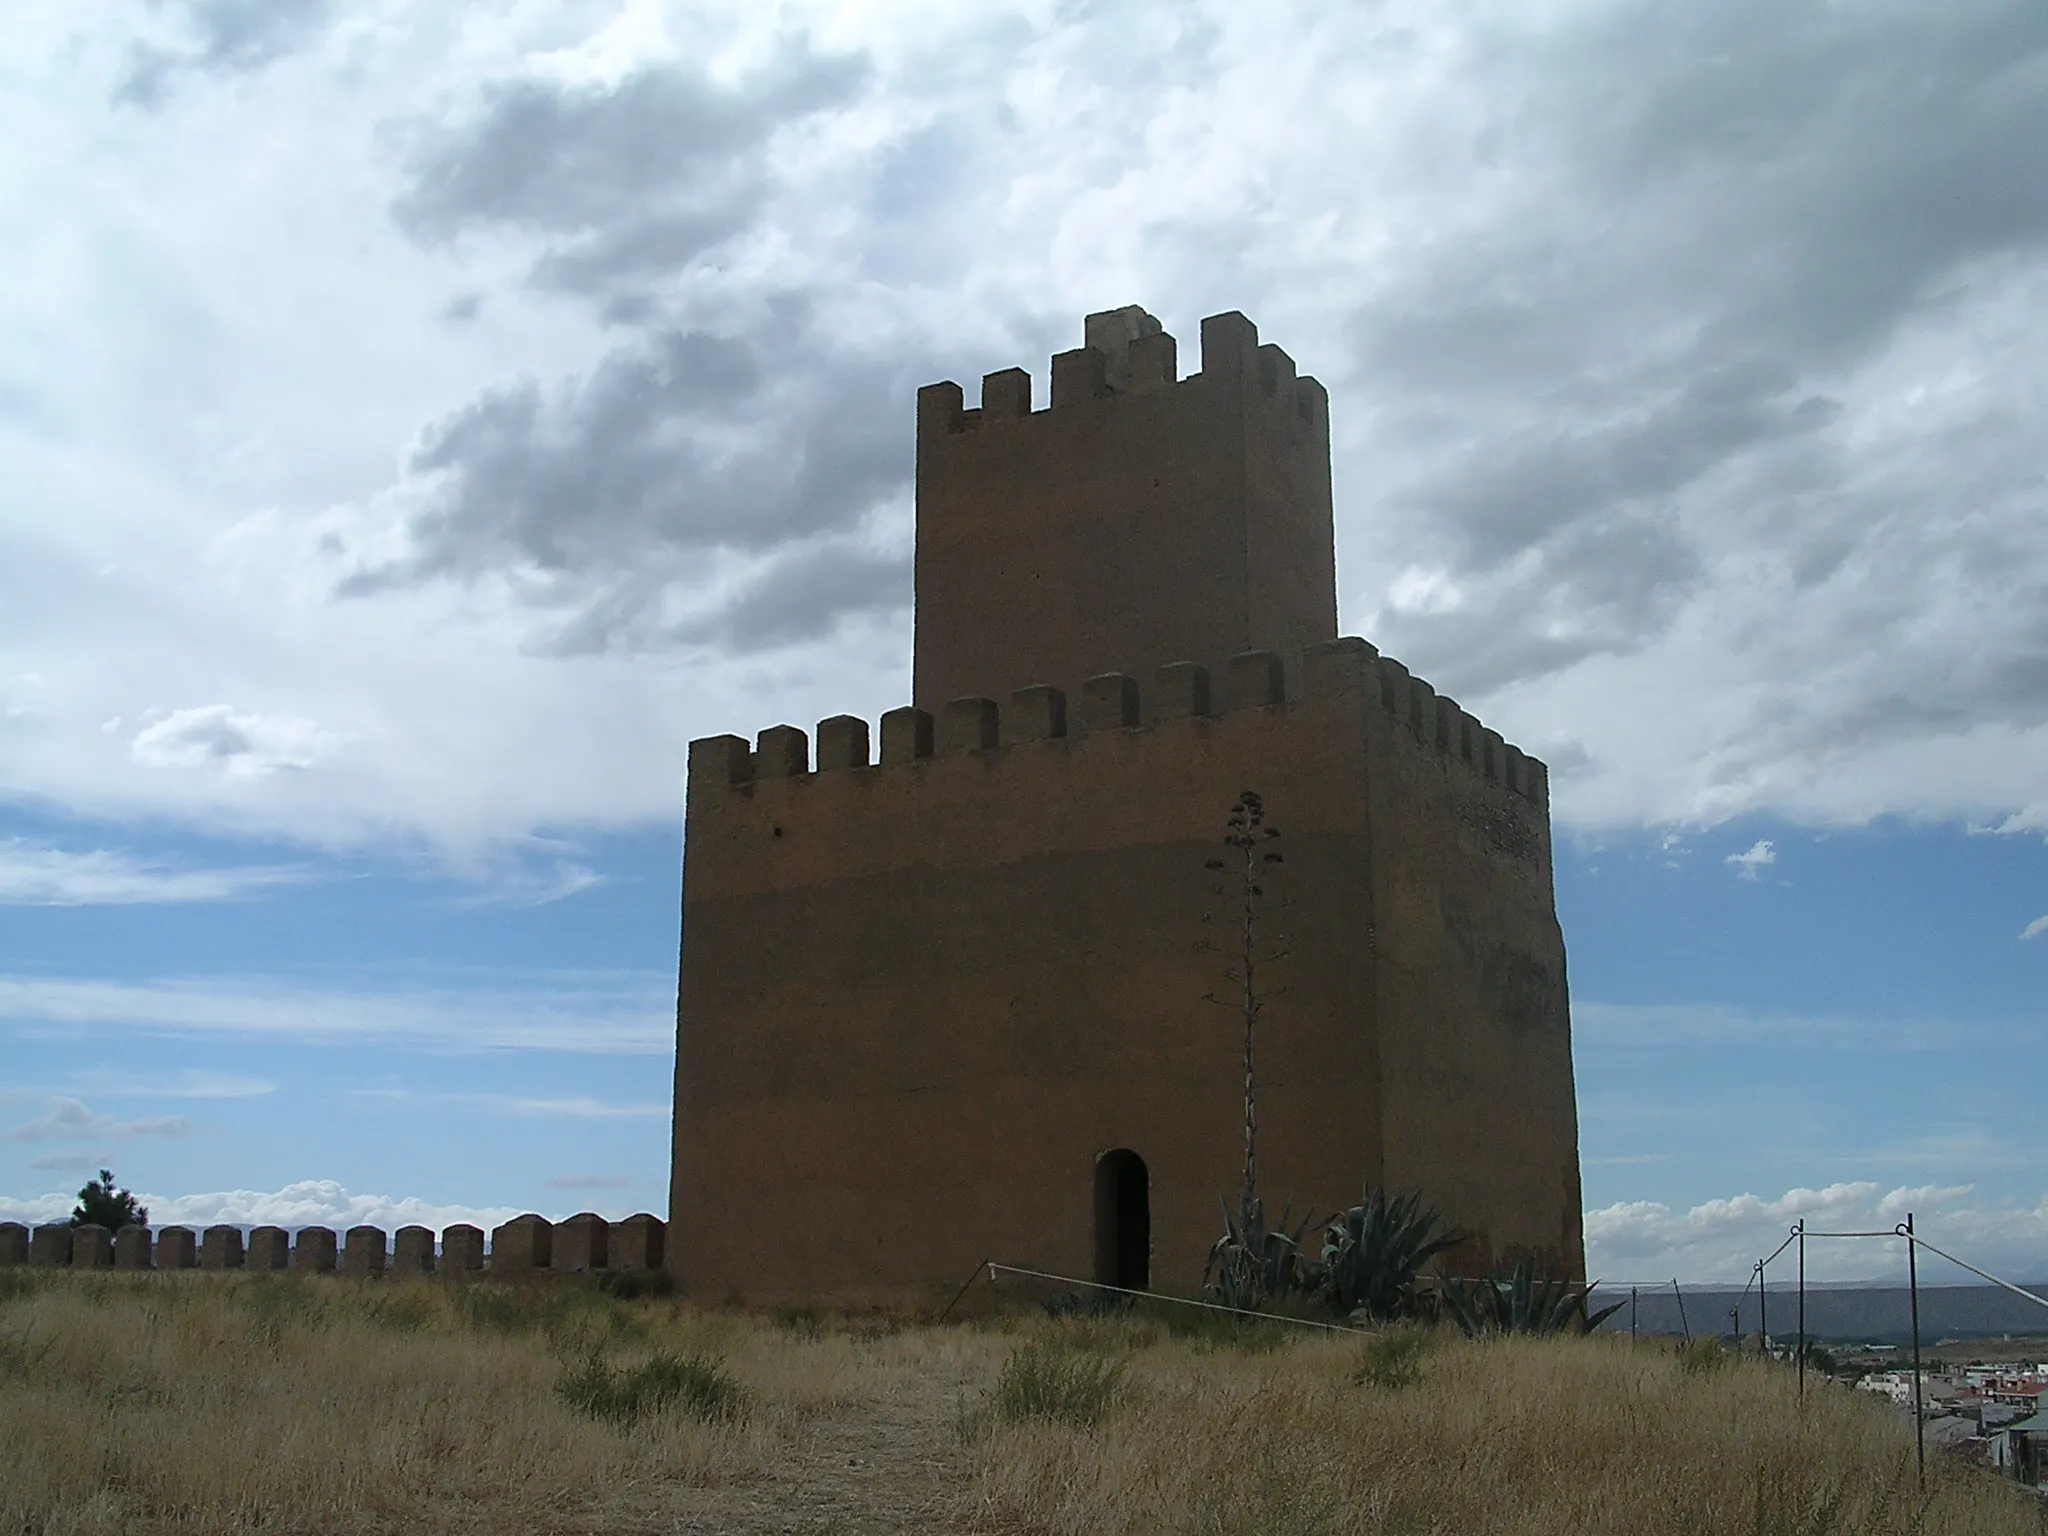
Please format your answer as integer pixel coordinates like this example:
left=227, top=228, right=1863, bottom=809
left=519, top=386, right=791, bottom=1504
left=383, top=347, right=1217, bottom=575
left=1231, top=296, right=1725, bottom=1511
left=959, top=1218, right=2047, bottom=1494
left=1623, top=1217, right=2048, bottom=1490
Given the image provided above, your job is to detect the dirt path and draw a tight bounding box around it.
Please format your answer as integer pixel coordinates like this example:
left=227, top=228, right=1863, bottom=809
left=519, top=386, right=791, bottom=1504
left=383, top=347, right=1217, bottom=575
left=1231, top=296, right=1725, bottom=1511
left=660, top=1350, right=992, bottom=1534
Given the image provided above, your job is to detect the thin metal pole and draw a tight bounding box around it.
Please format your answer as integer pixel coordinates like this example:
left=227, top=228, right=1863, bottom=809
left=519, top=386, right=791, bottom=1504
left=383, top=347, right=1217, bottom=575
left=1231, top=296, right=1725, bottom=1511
left=1240, top=812, right=1257, bottom=1200
left=1905, top=1214, right=1924, bottom=1490
left=1796, top=1220, right=1806, bottom=1399
left=938, top=1255, right=993, bottom=1324
left=1673, top=1277, right=1690, bottom=1341
left=1758, top=1258, right=1768, bottom=1348
left=1631, top=1285, right=1638, bottom=1341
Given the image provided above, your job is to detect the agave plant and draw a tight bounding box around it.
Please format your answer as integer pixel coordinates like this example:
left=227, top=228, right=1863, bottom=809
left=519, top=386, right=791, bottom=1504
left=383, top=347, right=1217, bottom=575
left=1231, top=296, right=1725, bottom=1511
left=1439, top=1255, right=1627, bottom=1337
left=1204, top=1187, right=1321, bottom=1311
left=1319, top=1188, right=1463, bottom=1323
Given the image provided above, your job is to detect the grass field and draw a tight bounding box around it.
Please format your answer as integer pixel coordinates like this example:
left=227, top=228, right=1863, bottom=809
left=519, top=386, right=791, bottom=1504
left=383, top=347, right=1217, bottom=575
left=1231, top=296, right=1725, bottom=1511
left=2, top=1269, right=2043, bottom=1534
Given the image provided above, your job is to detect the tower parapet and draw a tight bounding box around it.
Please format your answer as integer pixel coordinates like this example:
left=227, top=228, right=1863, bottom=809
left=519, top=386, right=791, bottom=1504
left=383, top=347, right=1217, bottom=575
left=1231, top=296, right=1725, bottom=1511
left=913, top=308, right=1337, bottom=712
left=688, top=638, right=1547, bottom=822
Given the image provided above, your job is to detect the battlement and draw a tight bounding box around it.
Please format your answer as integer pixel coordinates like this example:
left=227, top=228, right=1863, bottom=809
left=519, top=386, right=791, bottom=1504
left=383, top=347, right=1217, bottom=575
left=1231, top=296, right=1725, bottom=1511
left=0, top=1214, right=667, bottom=1276
left=689, top=636, right=1548, bottom=809
left=912, top=306, right=1338, bottom=712
left=916, top=307, right=1329, bottom=442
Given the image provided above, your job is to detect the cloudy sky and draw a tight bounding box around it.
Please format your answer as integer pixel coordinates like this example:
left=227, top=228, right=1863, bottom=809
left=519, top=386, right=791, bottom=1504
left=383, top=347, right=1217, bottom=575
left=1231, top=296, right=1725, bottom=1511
left=3, top=0, right=2045, bottom=1288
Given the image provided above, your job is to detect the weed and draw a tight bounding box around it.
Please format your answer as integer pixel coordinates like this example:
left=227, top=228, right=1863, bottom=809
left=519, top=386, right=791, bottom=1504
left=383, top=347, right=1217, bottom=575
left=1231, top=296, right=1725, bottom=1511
left=988, top=1337, right=1127, bottom=1429
left=1042, top=1288, right=1134, bottom=1320
left=1132, top=1292, right=1316, bottom=1354
left=770, top=1303, right=826, bottom=1336
left=448, top=1279, right=633, bottom=1345
left=1677, top=1337, right=1730, bottom=1376
left=0, top=1326, right=51, bottom=1382
left=363, top=1285, right=439, bottom=1333
left=233, top=1275, right=332, bottom=1342
left=1352, top=1327, right=1432, bottom=1390
left=596, top=1269, right=675, bottom=1301
left=1749, top=1466, right=1902, bottom=1536
left=554, top=1349, right=746, bottom=1428
left=0, top=1269, right=45, bottom=1306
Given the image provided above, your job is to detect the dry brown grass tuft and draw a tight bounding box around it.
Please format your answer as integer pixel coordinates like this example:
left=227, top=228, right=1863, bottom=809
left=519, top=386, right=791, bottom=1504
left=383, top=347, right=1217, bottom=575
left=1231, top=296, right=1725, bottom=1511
left=2, top=1271, right=2042, bottom=1535
left=967, top=1322, right=2047, bottom=1535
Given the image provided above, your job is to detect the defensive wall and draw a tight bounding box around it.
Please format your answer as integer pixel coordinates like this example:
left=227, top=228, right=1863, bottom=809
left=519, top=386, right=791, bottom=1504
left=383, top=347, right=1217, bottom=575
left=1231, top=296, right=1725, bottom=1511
left=675, top=636, right=1582, bottom=1306
left=0, top=1212, right=664, bottom=1277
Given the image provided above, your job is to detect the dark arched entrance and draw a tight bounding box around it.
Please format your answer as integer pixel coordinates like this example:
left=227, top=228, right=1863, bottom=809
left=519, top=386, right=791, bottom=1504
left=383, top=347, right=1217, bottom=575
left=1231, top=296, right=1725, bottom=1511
left=1093, top=1148, right=1150, bottom=1291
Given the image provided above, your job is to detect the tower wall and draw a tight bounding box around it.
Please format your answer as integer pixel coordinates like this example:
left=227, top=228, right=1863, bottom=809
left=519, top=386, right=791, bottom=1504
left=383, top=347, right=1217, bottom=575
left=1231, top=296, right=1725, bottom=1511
left=671, top=644, right=1580, bottom=1305
left=912, top=311, right=1337, bottom=711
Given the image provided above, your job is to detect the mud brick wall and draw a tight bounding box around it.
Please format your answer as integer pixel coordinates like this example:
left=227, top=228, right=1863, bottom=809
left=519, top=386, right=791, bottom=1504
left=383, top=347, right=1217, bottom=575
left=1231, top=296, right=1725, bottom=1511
left=674, top=640, right=1579, bottom=1305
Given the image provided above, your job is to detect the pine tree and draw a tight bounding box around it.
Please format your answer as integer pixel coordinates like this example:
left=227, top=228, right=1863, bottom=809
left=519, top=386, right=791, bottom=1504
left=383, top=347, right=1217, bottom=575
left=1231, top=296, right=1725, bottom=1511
left=70, top=1168, right=148, bottom=1230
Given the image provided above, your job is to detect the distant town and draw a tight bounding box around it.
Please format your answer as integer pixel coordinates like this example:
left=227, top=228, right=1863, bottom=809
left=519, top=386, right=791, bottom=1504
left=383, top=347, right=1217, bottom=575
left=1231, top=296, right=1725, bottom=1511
left=1845, top=1350, right=2045, bottom=1483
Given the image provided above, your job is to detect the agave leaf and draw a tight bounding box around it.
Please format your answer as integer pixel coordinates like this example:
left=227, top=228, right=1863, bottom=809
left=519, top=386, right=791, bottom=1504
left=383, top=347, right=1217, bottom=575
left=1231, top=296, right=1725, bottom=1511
left=1318, top=1187, right=1463, bottom=1322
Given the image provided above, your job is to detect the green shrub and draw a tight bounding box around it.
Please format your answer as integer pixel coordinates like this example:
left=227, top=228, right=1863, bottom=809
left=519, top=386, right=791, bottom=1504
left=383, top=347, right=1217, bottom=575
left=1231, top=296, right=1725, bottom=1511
left=1352, top=1328, right=1433, bottom=1390
left=554, top=1349, right=745, bottom=1428
left=990, top=1338, right=1127, bottom=1429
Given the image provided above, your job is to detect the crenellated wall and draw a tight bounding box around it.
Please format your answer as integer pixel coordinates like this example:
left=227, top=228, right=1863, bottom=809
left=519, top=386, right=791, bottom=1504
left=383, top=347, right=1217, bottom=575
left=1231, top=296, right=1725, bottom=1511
left=673, top=638, right=1580, bottom=1304
left=0, top=1214, right=666, bottom=1277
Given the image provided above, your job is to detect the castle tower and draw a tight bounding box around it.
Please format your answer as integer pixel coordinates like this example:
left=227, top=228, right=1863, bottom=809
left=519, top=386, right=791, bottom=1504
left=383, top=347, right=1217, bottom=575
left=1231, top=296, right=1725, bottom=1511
left=672, top=308, right=1583, bottom=1307
left=913, top=307, right=1338, bottom=710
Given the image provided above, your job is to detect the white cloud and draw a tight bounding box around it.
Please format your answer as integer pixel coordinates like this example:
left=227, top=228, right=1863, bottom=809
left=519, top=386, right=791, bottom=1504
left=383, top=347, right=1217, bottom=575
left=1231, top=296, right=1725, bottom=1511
left=1585, top=1182, right=2048, bottom=1285
left=2021, top=915, right=2048, bottom=940
left=0, top=971, right=672, bottom=1054
left=2, top=1, right=2046, bottom=860
left=61, top=1069, right=275, bottom=1100
left=548, top=1172, right=632, bottom=1189
left=1572, top=1000, right=1982, bottom=1052
left=445, top=858, right=604, bottom=909
left=352, top=1088, right=666, bottom=1118
left=2, top=1096, right=189, bottom=1143
left=0, top=838, right=306, bottom=906
left=29, top=1152, right=114, bottom=1172
left=1724, top=839, right=1777, bottom=880
left=472, top=1094, right=664, bottom=1118
left=130, top=704, right=337, bottom=778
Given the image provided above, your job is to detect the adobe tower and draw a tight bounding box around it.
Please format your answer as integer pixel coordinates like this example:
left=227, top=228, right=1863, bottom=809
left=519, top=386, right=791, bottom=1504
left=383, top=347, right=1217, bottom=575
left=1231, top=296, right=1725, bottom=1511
left=672, top=307, right=1583, bottom=1304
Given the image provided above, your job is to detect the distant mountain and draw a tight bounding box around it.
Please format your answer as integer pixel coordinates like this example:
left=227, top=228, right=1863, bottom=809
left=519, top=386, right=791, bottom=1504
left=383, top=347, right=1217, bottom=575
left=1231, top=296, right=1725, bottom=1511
left=1591, top=1283, right=2048, bottom=1344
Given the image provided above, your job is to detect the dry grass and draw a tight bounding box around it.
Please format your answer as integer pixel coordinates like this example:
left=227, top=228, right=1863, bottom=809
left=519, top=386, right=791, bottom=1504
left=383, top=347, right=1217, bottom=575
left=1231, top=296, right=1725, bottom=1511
left=965, top=1317, right=2047, bottom=1535
left=1, top=1270, right=2042, bottom=1536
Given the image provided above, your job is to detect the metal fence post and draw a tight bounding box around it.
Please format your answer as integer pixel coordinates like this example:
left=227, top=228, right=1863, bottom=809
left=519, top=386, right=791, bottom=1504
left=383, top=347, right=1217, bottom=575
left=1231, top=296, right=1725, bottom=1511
left=1758, top=1258, right=1768, bottom=1348
left=1796, top=1220, right=1806, bottom=1400
left=1904, top=1213, right=1924, bottom=1489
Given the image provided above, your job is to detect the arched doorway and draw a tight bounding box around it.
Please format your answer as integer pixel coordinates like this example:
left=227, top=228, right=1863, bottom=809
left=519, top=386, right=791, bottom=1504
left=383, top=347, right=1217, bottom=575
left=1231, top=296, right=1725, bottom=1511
left=1093, top=1148, right=1150, bottom=1291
